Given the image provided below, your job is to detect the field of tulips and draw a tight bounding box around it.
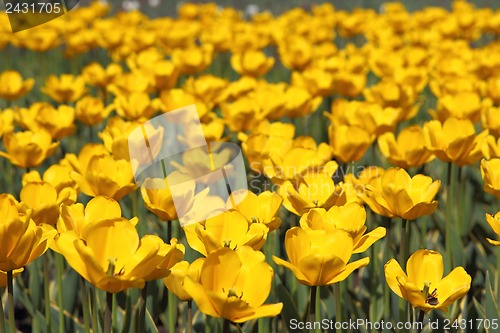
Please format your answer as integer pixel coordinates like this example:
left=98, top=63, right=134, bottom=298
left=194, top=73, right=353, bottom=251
left=2, top=0, right=500, bottom=332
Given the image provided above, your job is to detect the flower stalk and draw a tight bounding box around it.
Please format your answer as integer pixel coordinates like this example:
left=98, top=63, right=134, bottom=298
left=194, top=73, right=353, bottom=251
left=7, top=271, right=15, bottom=333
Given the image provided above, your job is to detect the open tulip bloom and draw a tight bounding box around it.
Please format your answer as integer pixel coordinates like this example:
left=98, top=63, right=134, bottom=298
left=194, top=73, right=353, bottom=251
left=385, top=249, right=471, bottom=313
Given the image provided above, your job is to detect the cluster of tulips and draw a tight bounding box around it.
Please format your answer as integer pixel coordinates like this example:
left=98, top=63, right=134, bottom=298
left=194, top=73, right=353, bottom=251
left=1, top=0, right=500, bottom=332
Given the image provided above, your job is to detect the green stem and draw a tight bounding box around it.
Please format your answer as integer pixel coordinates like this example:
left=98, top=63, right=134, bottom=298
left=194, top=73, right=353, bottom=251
left=334, top=283, right=342, bottom=324
left=0, top=288, right=5, bottom=333
left=222, top=319, right=230, bottom=333
left=138, top=283, right=148, bottom=333
left=309, top=285, right=317, bottom=332
left=104, top=292, right=112, bottom=333
left=417, top=310, right=425, bottom=333
left=91, top=286, right=99, bottom=332
left=44, top=257, right=51, bottom=333
left=7, top=271, right=15, bottom=333
left=80, top=278, right=91, bottom=333
left=56, top=254, right=65, bottom=333
left=168, top=288, right=176, bottom=333
left=187, top=300, right=193, bottom=333
left=399, top=219, right=409, bottom=266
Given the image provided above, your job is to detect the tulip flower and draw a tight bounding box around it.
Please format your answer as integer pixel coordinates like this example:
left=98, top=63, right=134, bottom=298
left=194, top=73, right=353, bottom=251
left=82, top=62, right=123, bottom=88
left=164, top=258, right=204, bottom=301
left=482, top=135, right=500, bottom=159
left=299, top=202, right=386, bottom=253
left=172, top=44, right=213, bottom=75
left=112, top=92, right=161, bottom=121
left=263, top=136, right=333, bottom=181
left=0, top=108, right=14, bottom=138
left=328, top=124, right=375, bottom=163
left=231, top=50, right=274, bottom=77
left=384, top=249, right=471, bottom=312
left=278, top=35, right=312, bottom=71
left=0, top=70, right=34, bottom=100
left=61, top=143, right=109, bottom=176
left=485, top=212, right=500, bottom=246
left=184, top=246, right=283, bottom=322
left=378, top=125, right=435, bottom=169
left=227, top=190, right=283, bottom=231
left=0, top=130, right=59, bottom=168
left=107, top=71, right=155, bottom=95
left=278, top=162, right=346, bottom=216
left=183, top=75, right=228, bottom=110
left=362, top=167, right=440, bottom=220
left=54, top=218, right=184, bottom=293
left=0, top=194, right=57, bottom=272
left=75, top=96, right=113, bottom=126
left=41, top=74, right=86, bottom=103
left=481, top=158, right=500, bottom=198
left=423, top=117, right=488, bottom=166
left=54, top=196, right=136, bottom=241
left=70, top=154, right=137, bottom=201
left=184, top=210, right=268, bottom=256
left=481, top=106, right=500, bottom=138
left=16, top=102, right=76, bottom=140
left=141, top=178, right=178, bottom=221
left=431, top=91, right=483, bottom=123
left=239, top=120, right=295, bottom=174
left=273, top=227, right=369, bottom=286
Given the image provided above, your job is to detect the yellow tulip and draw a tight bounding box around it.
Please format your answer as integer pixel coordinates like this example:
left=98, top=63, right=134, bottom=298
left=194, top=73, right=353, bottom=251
left=16, top=102, right=76, bottom=140
left=54, top=219, right=184, bottom=293
left=55, top=196, right=136, bottom=240
left=278, top=35, right=312, bottom=71
left=184, top=210, right=268, bottom=256
left=0, top=70, right=34, bottom=100
left=385, top=249, right=471, bottom=313
left=362, top=167, right=440, bottom=220
left=19, top=182, right=72, bottom=225
left=423, top=117, right=488, bottom=166
left=283, top=86, right=322, bottom=119
left=172, top=44, right=213, bottom=75
left=481, top=158, right=500, bottom=198
left=164, top=258, right=204, bottom=301
left=0, top=109, right=14, bottom=138
left=183, top=75, right=229, bottom=110
left=378, top=125, right=435, bottom=169
left=82, top=62, right=123, bottom=88
left=107, top=71, right=155, bottom=96
left=481, top=135, right=500, bottom=159
left=299, top=203, right=386, bottom=253
left=75, top=96, right=113, bottom=126
left=239, top=121, right=295, bottom=174
left=278, top=162, right=346, bottom=216
left=481, top=105, right=500, bottom=138
left=0, top=130, right=59, bottom=168
left=363, top=80, right=419, bottom=121
left=41, top=74, right=86, bottom=103
left=70, top=155, right=137, bottom=201
left=60, top=143, right=109, bottom=176
left=486, top=212, right=500, bottom=246
left=227, top=190, right=283, bottom=232
left=141, top=178, right=178, bottom=221
left=273, top=227, right=369, bottom=286
left=99, top=116, right=163, bottom=161
left=292, top=68, right=335, bottom=97
left=328, top=124, right=375, bottom=163
left=113, top=92, right=160, bottom=121
left=184, top=246, right=283, bottom=322
left=159, top=89, right=209, bottom=120
left=231, top=50, right=274, bottom=77
left=23, top=165, right=78, bottom=199
left=431, top=92, right=483, bottom=122
left=0, top=194, right=57, bottom=271
left=264, top=136, right=333, bottom=181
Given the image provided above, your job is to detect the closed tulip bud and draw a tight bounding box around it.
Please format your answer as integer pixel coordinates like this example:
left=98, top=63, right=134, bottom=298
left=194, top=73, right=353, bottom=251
left=273, top=227, right=370, bottom=286
left=481, top=158, right=500, bottom=198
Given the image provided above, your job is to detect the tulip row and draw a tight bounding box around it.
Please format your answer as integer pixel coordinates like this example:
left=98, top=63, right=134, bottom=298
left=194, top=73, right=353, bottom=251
left=1, top=1, right=500, bottom=333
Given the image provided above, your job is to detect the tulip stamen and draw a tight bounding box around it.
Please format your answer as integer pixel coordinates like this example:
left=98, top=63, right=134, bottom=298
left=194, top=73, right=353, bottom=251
left=421, top=282, right=439, bottom=306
